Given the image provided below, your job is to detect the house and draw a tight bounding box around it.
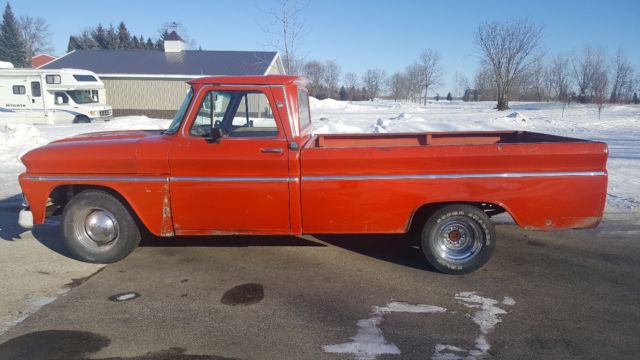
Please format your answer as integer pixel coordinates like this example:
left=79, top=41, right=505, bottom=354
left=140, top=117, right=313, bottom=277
left=41, top=32, right=285, bottom=117
left=32, top=54, right=56, bottom=68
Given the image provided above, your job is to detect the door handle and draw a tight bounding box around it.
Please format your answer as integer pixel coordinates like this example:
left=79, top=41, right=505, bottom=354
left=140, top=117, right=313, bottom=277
left=260, top=147, right=284, bottom=154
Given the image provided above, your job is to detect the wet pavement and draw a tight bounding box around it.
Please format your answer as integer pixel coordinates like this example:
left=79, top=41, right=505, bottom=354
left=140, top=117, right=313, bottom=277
left=0, top=214, right=639, bottom=360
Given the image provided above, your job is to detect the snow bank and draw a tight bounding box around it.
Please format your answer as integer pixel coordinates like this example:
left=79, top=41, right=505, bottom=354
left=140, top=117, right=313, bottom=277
left=0, top=124, right=50, bottom=199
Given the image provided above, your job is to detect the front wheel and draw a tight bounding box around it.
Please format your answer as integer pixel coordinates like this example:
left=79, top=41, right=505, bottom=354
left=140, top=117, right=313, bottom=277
left=62, top=190, right=141, bottom=263
left=421, top=204, right=495, bottom=275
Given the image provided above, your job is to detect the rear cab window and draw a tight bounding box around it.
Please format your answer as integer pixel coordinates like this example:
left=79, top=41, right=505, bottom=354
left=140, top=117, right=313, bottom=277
left=298, top=89, right=311, bottom=130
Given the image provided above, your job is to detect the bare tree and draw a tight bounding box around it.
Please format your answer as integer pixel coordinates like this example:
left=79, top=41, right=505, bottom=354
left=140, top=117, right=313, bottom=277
left=362, top=69, right=386, bottom=101
left=475, top=19, right=543, bottom=110
left=571, top=46, right=606, bottom=103
left=323, top=60, right=341, bottom=98
left=548, top=54, right=571, bottom=101
left=302, top=60, right=326, bottom=98
left=343, top=72, right=359, bottom=88
left=592, top=68, right=609, bottom=119
left=530, top=54, right=546, bottom=101
left=342, top=72, right=359, bottom=101
left=388, top=72, right=409, bottom=102
left=404, top=64, right=424, bottom=103
left=19, top=16, right=53, bottom=59
left=417, top=49, right=444, bottom=105
left=265, top=0, right=309, bottom=75
left=457, top=73, right=471, bottom=98
left=609, top=47, right=635, bottom=103
left=474, top=65, right=496, bottom=101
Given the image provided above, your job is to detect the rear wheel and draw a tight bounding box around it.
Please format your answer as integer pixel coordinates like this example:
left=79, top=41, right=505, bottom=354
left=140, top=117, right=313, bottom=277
left=421, top=204, right=495, bottom=274
left=62, top=190, right=140, bottom=263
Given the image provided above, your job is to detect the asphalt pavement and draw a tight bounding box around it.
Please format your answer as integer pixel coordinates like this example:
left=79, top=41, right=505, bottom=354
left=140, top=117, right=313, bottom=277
left=0, top=210, right=638, bottom=360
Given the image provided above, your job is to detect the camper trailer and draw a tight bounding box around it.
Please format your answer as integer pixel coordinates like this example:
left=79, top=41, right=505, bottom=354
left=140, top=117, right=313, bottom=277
left=0, top=68, right=112, bottom=124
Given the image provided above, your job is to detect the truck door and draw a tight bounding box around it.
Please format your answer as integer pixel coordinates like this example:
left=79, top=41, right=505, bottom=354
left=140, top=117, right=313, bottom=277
left=168, top=86, right=291, bottom=234
left=26, top=78, right=45, bottom=123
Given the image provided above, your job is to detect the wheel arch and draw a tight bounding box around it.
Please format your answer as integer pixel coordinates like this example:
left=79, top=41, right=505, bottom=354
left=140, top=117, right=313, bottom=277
left=406, top=200, right=519, bottom=234
left=47, top=184, right=158, bottom=236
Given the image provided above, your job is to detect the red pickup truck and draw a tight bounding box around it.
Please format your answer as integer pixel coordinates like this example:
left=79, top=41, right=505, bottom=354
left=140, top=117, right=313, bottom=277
left=18, top=75, right=608, bottom=274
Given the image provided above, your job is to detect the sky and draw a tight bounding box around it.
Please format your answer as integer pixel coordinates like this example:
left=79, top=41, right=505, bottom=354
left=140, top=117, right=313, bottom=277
left=10, top=0, right=640, bottom=94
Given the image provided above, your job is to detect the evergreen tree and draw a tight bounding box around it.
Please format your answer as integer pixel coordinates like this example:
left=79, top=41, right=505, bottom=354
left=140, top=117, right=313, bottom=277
left=105, top=24, right=119, bottom=49
left=446, top=92, right=453, bottom=101
left=67, top=35, right=79, bottom=52
left=634, top=92, right=639, bottom=105
left=93, top=24, right=108, bottom=48
left=117, top=22, right=131, bottom=49
left=435, top=93, right=440, bottom=101
left=339, top=86, right=347, bottom=101
left=131, top=35, right=140, bottom=49
left=145, top=37, right=154, bottom=50
left=0, top=3, right=28, bottom=67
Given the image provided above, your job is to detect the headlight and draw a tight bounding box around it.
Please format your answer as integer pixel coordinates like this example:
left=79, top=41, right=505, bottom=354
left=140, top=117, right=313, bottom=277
left=90, top=110, right=97, bottom=116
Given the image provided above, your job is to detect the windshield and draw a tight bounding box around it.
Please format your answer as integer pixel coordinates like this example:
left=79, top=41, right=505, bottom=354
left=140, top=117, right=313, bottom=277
left=66, top=90, right=98, bottom=104
left=165, top=88, right=193, bottom=134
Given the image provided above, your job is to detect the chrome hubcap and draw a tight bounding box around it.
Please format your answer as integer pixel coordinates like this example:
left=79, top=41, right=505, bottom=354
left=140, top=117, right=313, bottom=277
left=84, top=210, right=119, bottom=244
left=435, top=219, right=482, bottom=262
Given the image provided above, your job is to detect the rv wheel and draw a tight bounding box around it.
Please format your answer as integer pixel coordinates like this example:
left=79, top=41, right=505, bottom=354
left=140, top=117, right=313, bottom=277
left=73, top=115, right=91, bottom=124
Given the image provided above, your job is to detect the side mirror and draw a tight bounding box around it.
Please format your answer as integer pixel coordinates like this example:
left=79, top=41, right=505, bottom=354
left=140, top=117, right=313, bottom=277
left=207, top=127, right=225, bottom=144
left=56, top=96, right=63, bottom=105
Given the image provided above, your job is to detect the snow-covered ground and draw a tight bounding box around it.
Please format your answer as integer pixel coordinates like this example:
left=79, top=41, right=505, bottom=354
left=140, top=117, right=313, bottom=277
left=0, top=100, right=638, bottom=214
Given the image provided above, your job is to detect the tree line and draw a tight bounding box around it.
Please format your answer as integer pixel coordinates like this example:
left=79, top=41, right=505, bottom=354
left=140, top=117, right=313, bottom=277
left=66, top=21, right=196, bottom=52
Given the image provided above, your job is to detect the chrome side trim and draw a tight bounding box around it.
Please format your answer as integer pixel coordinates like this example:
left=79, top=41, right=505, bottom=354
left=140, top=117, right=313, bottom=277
left=24, top=176, right=167, bottom=182
left=170, top=176, right=299, bottom=182
left=24, top=175, right=300, bottom=183
left=302, top=171, right=606, bottom=181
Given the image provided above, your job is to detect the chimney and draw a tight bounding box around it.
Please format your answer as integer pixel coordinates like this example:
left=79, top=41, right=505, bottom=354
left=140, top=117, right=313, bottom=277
left=164, top=31, right=185, bottom=53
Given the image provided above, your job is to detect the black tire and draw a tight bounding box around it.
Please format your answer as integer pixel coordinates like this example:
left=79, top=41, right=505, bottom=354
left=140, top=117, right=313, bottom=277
left=62, top=190, right=141, bottom=263
left=73, top=115, right=91, bottom=124
left=421, top=204, right=495, bottom=275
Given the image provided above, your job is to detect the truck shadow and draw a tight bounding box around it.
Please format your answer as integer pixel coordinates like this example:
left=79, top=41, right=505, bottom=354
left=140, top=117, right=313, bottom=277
left=313, top=233, right=440, bottom=273
left=0, top=194, right=27, bottom=241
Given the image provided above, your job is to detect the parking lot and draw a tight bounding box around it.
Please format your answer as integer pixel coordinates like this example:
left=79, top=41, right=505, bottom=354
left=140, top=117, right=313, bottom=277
left=0, top=198, right=638, bottom=359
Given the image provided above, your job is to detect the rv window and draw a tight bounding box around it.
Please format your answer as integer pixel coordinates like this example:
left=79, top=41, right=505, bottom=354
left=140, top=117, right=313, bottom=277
left=91, top=90, right=99, bottom=102
left=46, top=75, right=61, bottom=84
left=12, top=85, right=25, bottom=95
left=31, top=82, right=41, bottom=97
left=73, top=75, right=97, bottom=82
left=54, top=92, right=69, bottom=104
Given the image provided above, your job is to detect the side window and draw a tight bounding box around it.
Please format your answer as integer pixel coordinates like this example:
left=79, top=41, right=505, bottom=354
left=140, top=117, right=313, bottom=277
left=229, top=92, right=277, bottom=137
left=91, top=90, right=99, bottom=102
left=46, top=75, right=61, bottom=84
left=298, top=89, right=311, bottom=129
left=54, top=92, right=69, bottom=105
left=31, top=82, right=41, bottom=97
left=190, top=91, right=232, bottom=137
left=12, top=85, right=26, bottom=95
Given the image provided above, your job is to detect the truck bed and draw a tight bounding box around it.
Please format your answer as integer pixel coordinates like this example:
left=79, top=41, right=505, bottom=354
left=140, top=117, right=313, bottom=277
left=310, top=131, right=589, bottom=149
left=300, top=130, right=607, bottom=233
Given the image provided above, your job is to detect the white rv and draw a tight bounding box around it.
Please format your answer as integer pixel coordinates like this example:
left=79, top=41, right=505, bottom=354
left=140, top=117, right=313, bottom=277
left=0, top=68, right=112, bottom=124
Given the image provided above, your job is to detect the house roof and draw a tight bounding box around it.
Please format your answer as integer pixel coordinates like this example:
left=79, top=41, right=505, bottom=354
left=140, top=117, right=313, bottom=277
left=32, top=54, right=56, bottom=68
left=40, top=49, right=281, bottom=77
left=164, top=31, right=184, bottom=41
